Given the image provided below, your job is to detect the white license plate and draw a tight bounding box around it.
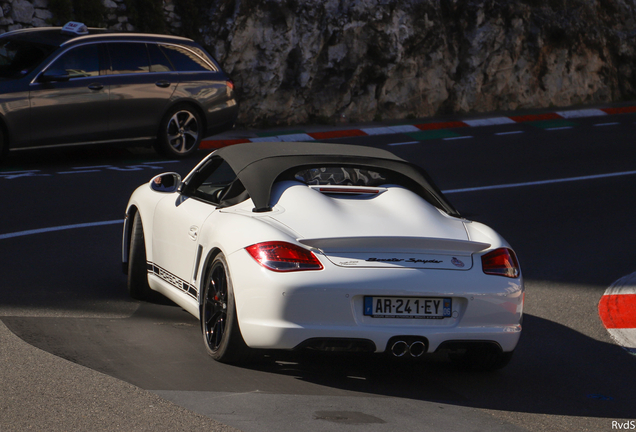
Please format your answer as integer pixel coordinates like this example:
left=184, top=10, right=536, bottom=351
left=364, top=296, right=452, bottom=319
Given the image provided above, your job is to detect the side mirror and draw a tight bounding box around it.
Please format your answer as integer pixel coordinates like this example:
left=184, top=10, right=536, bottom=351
left=39, top=69, right=70, bottom=83
left=150, top=172, right=181, bottom=193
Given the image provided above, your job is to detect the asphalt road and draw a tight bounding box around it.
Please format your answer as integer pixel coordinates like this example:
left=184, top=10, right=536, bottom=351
left=1, top=110, right=635, bottom=431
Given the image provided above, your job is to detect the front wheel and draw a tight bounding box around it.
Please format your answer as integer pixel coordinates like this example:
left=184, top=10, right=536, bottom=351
left=154, top=105, right=202, bottom=158
left=201, top=254, right=252, bottom=364
left=127, top=212, right=154, bottom=300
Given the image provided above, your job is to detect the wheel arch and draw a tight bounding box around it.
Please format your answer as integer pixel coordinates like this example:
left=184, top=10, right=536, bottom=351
left=121, top=205, right=140, bottom=274
left=198, top=247, right=223, bottom=315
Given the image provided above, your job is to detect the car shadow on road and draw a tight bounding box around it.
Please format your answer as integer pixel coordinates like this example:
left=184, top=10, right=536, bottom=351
left=3, top=304, right=634, bottom=420
left=251, top=312, right=636, bottom=419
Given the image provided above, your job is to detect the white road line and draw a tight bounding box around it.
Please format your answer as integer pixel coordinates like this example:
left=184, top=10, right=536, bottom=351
left=4, top=170, right=636, bottom=240
left=442, top=170, right=636, bottom=194
left=545, top=126, right=573, bottom=131
left=0, top=220, right=123, bottom=240
left=0, top=170, right=48, bottom=179
left=142, top=161, right=180, bottom=164
left=495, top=131, right=524, bottom=136
left=388, top=141, right=419, bottom=146
left=57, top=170, right=102, bottom=174
left=593, top=122, right=620, bottom=127
left=69, top=165, right=113, bottom=170
left=443, top=136, right=473, bottom=141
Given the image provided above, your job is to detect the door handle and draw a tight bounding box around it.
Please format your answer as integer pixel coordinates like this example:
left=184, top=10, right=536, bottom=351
left=188, top=225, right=198, bottom=241
left=155, top=80, right=171, bottom=88
left=87, top=83, right=104, bottom=91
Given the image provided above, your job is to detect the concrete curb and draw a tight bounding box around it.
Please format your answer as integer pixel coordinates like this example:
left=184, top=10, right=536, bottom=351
left=201, top=106, right=636, bottom=149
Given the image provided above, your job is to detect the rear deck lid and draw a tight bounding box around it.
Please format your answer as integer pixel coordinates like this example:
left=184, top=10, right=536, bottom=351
left=299, top=236, right=490, bottom=270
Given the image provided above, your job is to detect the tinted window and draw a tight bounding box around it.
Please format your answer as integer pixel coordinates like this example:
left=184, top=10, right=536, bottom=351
left=159, top=44, right=215, bottom=72
left=0, top=39, right=55, bottom=79
left=108, top=42, right=149, bottom=74
left=47, top=44, right=100, bottom=79
left=148, top=43, right=173, bottom=72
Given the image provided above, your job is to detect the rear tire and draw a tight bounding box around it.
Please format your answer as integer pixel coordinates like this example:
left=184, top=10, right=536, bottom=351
left=127, top=212, right=154, bottom=301
left=201, top=254, right=252, bottom=364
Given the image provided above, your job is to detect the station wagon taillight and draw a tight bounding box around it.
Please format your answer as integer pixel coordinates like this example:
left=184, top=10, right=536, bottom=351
left=246, top=241, right=323, bottom=272
left=481, top=248, right=520, bottom=278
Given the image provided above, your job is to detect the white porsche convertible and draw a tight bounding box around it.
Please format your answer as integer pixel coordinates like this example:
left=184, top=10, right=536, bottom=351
left=122, top=142, right=523, bottom=370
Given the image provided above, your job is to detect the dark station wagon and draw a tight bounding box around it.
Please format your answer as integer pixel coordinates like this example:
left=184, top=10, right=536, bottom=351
left=0, top=22, right=238, bottom=159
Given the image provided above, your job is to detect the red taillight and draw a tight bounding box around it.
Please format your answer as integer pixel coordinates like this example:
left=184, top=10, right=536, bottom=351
left=226, top=80, right=234, bottom=90
left=481, top=248, right=520, bottom=278
left=245, top=241, right=323, bottom=272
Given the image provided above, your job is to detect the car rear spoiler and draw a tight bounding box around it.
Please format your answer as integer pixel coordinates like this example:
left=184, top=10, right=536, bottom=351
left=298, top=237, right=491, bottom=253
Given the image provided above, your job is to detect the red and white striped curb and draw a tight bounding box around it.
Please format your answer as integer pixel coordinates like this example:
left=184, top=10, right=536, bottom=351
left=599, top=271, right=636, bottom=355
left=201, top=106, right=636, bottom=149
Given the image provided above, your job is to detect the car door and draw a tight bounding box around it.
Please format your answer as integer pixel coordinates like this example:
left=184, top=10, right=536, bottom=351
left=29, top=43, right=110, bottom=147
left=151, top=156, right=237, bottom=296
left=104, top=42, right=176, bottom=141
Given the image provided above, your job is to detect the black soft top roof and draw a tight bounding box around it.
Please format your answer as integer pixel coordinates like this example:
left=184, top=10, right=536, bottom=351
left=207, top=142, right=459, bottom=216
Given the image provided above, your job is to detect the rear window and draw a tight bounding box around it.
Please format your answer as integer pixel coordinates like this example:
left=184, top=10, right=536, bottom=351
left=0, top=39, right=55, bottom=79
left=294, top=167, right=388, bottom=186
left=159, top=44, right=216, bottom=72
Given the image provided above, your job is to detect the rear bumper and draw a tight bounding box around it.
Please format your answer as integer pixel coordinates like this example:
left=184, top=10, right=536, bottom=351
left=227, top=249, right=524, bottom=354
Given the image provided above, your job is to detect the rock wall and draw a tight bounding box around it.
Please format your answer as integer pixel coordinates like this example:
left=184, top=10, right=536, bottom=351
left=3, top=0, right=636, bottom=127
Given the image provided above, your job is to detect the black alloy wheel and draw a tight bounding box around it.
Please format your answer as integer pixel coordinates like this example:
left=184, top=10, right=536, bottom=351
left=201, top=254, right=252, bottom=363
left=203, top=260, right=228, bottom=353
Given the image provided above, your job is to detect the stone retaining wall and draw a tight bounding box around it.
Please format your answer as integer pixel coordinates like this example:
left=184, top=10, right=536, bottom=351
left=2, top=0, right=636, bottom=128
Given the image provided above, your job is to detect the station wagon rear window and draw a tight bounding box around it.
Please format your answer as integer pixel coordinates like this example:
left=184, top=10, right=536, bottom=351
left=160, top=44, right=216, bottom=72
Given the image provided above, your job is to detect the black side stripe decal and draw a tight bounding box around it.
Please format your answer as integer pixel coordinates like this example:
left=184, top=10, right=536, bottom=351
left=147, top=261, right=198, bottom=299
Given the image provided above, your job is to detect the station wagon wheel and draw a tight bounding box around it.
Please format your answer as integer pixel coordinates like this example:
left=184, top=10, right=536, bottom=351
left=155, top=104, right=202, bottom=158
left=201, top=254, right=252, bottom=363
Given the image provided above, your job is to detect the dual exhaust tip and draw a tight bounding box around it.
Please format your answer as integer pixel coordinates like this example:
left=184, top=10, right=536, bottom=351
left=390, top=340, right=427, bottom=358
